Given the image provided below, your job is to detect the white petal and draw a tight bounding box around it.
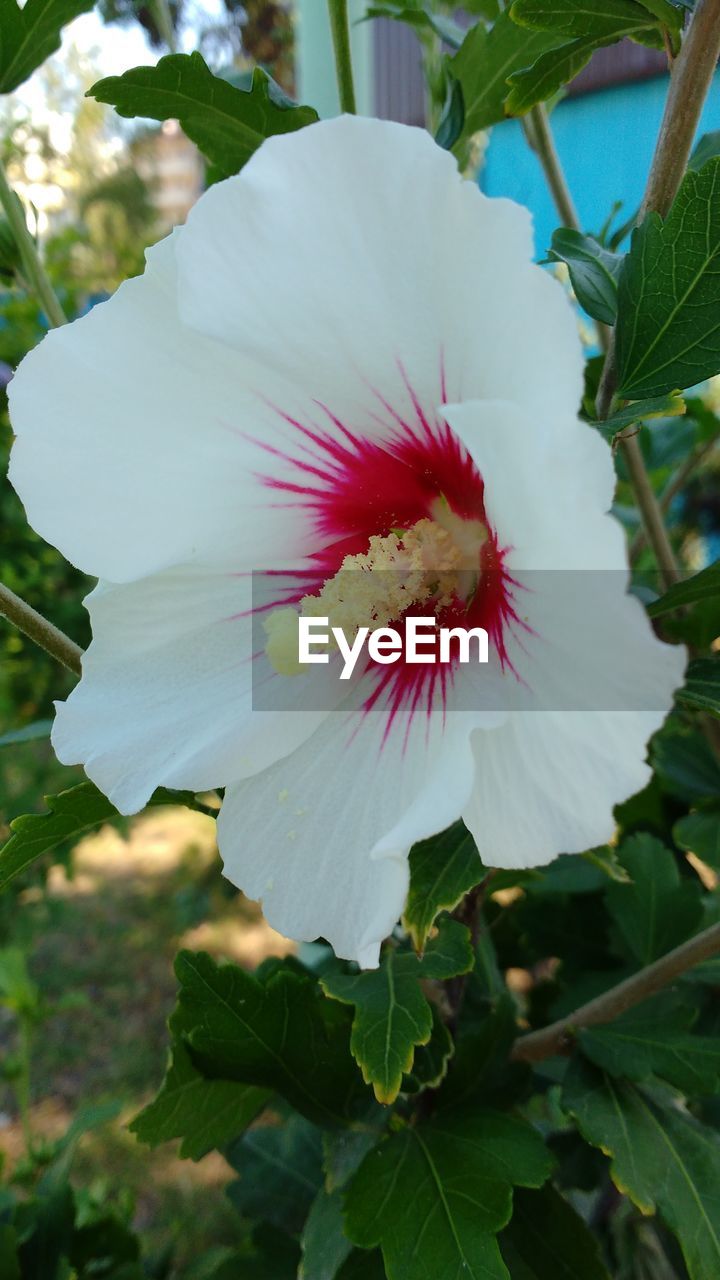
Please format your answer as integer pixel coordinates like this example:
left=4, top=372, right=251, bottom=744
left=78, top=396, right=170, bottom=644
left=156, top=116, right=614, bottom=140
left=463, top=710, right=671, bottom=868
left=438, top=401, right=686, bottom=865
left=53, top=564, right=328, bottom=813
left=9, top=235, right=324, bottom=582
left=177, top=116, right=583, bottom=427
left=11, top=123, right=583, bottom=588
left=441, top=398, right=620, bottom=569
left=217, top=702, right=485, bottom=966
left=440, top=398, right=685, bottom=712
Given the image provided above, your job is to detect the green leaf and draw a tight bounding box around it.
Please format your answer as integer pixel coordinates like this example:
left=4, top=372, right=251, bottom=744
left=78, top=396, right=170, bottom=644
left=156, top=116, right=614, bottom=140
left=0, top=782, right=204, bottom=894
left=0, top=1227, right=19, bottom=1280
left=206, top=1234, right=301, bottom=1280
left=616, top=159, right=720, bottom=397
left=507, top=36, right=610, bottom=113
left=437, top=995, right=529, bottom=1111
left=0, top=783, right=119, bottom=891
left=664, top=594, right=720, bottom=651
left=596, top=390, right=686, bottom=435
left=344, top=1108, right=553, bottom=1280
left=648, top=562, right=720, bottom=617
left=0, top=213, right=22, bottom=283
left=41, top=1101, right=123, bottom=1191
left=505, top=0, right=679, bottom=111
left=580, top=993, right=720, bottom=1094
left=0, top=0, right=94, bottom=93
left=403, top=821, right=484, bottom=951
left=676, top=658, right=720, bottom=718
left=563, top=1057, right=720, bottom=1280
left=322, top=1120, right=387, bottom=1195
left=14, top=1184, right=75, bottom=1280
left=511, top=0, right=679, bottom=39
left=434, top=74, right=465, bottom=152
left=467, top=0, right=501, bottom=15
left=584, top=845, right=633, bottom=884
left=300, top=1185, right=353, bottom=1280
left=0, top=946, right=40, bottom=1016
left=690, top=130, right=720, bottom=172
left=321, top=918, right=472, bottom=1103
left=364, top=4, right=466, bottom=48
left=548, top=228, right=623, bottom=325
left=605, top=833, right=703, bottom=965
left=172, top=951, right=366, bottom=1127
left=674, top=808, right=720, bottom=868
left=500, top=1184, right=611, bottom=1280
left=68, top=1213, right=140, bottom=1277
left=451, top=12, right=565, bottom=137
left=402, top=1006, right=454, bottom=1093
left=226, top=1114, right=323, bottom=1234
left=90, top=54, right=318, bottom=180
left=129, top=1041, right=269, bottom=1160
left=651, top=724, right=720, bottom=801
left=336, top=1252, right=386, bottom=1280
left=0, top=719, right=53, bottom=748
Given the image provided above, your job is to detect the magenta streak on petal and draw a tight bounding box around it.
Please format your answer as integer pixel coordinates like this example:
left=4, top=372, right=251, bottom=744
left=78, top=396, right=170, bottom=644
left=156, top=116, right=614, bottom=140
left=247, top=360, right=529, bottom=737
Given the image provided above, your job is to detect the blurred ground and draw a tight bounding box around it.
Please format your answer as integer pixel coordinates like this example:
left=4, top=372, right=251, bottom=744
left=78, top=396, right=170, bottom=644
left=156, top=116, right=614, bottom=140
left=0, top=795, right=294, bottom=1267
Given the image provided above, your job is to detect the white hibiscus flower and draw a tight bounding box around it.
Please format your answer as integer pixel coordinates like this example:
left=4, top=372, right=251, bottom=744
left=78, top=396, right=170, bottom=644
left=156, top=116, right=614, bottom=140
left=8, top=116, right=685, bottom=966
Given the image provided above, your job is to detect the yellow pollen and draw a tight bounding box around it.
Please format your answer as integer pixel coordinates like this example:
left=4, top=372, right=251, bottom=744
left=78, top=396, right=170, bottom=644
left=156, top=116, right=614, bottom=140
left=264, top=510, right=487, bottom=675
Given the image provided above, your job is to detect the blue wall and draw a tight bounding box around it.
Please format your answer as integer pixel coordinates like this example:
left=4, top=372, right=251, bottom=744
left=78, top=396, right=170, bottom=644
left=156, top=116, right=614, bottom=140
left=481, top=71, right=720, bottom=259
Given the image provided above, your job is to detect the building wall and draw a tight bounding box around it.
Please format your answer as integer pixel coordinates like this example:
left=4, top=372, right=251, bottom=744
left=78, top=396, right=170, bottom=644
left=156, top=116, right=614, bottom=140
left=481, top=70, right=720, bottom=259
left=295, top=11, right=720, bottom=260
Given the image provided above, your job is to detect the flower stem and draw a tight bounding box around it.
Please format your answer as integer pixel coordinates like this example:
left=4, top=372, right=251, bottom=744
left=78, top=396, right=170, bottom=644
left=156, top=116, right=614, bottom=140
left=0, top=157, right=66, bottom=329
left=511, top=919, right=720, bottom=1063
left=149, top=0, right=177, bottom=53
left=521, top=90, right=684, bottom=587
left=640, top=0, right=720, bottom=222
left=622, top=431, right=681, bottom=586
left=594, top=0, right=720, bottom=585
left=630, top=436, right=719, bottom=560
left=523, top=104, right=580, bottom=230
left=327, top=0, right=357, bottom=115
left=0, top=583, right=82, bottom=676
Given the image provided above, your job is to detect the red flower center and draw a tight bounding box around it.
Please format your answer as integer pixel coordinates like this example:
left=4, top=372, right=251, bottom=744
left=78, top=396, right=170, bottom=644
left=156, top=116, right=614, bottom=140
left=256, top=374, right=523, bottom=726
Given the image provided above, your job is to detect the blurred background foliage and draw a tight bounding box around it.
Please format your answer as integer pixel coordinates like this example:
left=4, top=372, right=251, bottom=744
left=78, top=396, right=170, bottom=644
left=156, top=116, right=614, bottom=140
left=0, top=8, right=300, bottom=1272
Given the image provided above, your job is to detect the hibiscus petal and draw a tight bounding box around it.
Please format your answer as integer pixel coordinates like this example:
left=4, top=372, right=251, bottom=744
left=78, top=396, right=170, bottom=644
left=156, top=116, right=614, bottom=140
left=463, top=710, right=670, bottom=868
left=439, top=399, right=686, bottom=865
left=177, top=115, right=583, bottom=426
left=8, top=234, right=327, bottom=581
left=52, top=564, right=328, bottom=813
left=217, top=703, right=486, bottom=966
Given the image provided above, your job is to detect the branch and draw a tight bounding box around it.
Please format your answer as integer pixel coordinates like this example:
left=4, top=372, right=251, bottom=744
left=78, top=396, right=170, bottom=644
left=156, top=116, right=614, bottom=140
left=620, top=431, right=680, bottom=586
left=595, top=0, right=720, bottom=585
left=510, top=920, right=720, bottom=1063
left=630, top=436, right=720, bottom=560
left=522, top=105, right=580, bottom=231
left=523, top=104, right=682, bottom=589
left=640, top=0, right=720, bottom=222
left=0, top=583, right=82, bottom=676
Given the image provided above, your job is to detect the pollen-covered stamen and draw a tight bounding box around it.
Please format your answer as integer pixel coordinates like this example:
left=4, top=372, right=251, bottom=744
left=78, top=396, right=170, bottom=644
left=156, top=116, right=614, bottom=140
left=264, top=511, right=488, bottom=675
